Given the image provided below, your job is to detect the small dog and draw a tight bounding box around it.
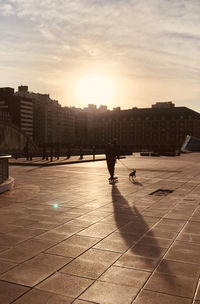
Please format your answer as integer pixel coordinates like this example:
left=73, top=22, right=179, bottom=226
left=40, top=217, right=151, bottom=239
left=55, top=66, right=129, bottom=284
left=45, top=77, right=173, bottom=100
left=129, top=170, right=136, bottom=182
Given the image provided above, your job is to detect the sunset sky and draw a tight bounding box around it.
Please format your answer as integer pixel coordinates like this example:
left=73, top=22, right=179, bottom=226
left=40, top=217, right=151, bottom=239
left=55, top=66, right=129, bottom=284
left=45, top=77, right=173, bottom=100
left=1, top=0, right=200, bottom=111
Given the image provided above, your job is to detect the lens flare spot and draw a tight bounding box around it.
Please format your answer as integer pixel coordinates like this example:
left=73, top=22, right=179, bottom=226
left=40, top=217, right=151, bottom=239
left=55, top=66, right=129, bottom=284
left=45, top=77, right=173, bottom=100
left=53, top=203, right=59, bottom=208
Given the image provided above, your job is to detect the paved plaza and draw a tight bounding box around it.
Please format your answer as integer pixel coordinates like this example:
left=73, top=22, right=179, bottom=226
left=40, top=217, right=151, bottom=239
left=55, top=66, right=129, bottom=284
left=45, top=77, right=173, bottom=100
left=1, top=153, right=200, bottom=303
left=9, top=154, right=106, bottom=167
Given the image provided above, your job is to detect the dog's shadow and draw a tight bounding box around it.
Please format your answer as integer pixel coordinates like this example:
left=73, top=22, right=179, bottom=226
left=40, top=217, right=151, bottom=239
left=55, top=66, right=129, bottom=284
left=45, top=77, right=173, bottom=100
left=130, top=179, right=143, bottom=186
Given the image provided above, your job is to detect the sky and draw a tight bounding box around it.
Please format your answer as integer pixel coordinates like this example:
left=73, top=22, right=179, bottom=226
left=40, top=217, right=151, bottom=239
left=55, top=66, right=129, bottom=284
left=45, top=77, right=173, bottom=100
left=1, top=0, right=200, bottom=111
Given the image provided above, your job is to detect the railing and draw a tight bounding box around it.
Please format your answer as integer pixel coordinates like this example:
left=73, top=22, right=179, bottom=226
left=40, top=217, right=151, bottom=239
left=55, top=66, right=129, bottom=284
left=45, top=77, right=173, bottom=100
left=0, top=154, right=11, bottom=184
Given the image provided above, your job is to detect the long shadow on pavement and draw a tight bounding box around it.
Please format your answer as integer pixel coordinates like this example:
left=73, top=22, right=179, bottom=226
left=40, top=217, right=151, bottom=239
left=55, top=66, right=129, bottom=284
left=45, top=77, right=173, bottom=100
left=112, top=184, right=175, bottom=287
left=26, top=166, right=44, bottom=172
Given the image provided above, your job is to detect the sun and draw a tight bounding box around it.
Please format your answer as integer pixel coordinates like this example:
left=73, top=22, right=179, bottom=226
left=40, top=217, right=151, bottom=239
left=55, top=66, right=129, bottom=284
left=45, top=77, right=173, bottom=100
left=76, top=74, right=115, bottom=106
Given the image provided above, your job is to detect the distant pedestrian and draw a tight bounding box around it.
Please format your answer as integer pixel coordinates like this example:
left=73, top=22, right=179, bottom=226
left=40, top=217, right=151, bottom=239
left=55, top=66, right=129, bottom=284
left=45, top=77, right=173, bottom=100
left=92, top=145, right=95, bottom=160
left=79, top=146, right=83, bottom=159
left=56, top=143, right=60, bottom=160
left=105, top=139, right=120, bottom=182
left=25, top=139, right=29, bottom=160
left=42, top=144, right=46, bottom=160
left=50, top=143, right=53, bottom=161
left=67, top=145, right=71, bottom=159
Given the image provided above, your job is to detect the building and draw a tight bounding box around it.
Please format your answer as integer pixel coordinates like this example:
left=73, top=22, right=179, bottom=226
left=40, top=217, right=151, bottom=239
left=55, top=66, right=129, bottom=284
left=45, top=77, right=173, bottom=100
left=94, top=105, right=200, bottom=153
left=152, top=101, right=175, bottom=108
left=16, top=86, right=63, bottom=145
left=0, top=87, right=33, bottom=138
left=99, top=105, right=107, bottom=112
left=2, top=85, right=200, bottom=155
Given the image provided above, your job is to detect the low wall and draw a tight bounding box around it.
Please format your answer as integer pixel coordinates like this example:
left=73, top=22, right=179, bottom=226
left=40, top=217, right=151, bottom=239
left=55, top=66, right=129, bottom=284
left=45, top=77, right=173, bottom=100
left=0, top=154, right=14, bottom=193
left=0, top=122, right=38, bottom=155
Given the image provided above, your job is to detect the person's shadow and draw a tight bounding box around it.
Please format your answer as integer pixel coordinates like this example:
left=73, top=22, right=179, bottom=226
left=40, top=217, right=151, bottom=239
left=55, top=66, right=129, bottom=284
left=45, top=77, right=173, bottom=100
left=112, top=184, right=175, bottom=286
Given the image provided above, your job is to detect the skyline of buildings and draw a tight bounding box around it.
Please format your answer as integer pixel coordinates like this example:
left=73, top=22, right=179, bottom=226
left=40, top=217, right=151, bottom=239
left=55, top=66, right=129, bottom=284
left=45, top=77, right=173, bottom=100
left=1, top=85, right=200, bottom=155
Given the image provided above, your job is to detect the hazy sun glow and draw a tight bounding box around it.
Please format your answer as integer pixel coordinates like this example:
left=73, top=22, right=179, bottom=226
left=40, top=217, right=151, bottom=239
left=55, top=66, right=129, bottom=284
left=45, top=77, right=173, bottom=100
left=76, top=74, right=115, bottom=106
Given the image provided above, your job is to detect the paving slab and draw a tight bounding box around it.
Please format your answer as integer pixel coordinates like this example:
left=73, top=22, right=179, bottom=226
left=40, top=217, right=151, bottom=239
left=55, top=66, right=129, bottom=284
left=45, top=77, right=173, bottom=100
left=132, top=290, right=191, bottom=304
left=0, top=280, right=29, bottom=304
left=36, top=272, right=94, bottom=298
left=1, top=153, right=200, bottom=303
left=79, top=280, right=139, bottom=304
left=0, top=253, right=72, bottom=287
left=12, top=289, right=74, bottom=304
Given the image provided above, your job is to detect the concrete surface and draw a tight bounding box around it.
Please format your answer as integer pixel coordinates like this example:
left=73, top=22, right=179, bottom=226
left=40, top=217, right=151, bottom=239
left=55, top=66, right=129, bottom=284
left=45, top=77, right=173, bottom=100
left=9, top=155, right=106, bottom=166
left=0, top=153, right=200, bottom=303
left=0, top=177, right=14, bottom=194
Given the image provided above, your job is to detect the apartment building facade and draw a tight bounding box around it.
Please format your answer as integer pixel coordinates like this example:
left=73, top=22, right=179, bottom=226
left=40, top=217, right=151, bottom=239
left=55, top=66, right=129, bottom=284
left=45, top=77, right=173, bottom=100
left=0, top=87, right=33, bottom=138
left=16, top=86, right=64, bottom=145
left=16, top=86, right=98, bottom=148
left=2, top=85, right=200, bottom=154
left=94, top=104, right=200, bottom=153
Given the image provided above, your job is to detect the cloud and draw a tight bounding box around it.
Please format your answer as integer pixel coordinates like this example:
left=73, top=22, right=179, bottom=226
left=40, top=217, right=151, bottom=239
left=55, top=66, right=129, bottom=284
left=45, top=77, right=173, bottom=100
left=1, top=0, right=200, bottom=109
left=0, top=3, right=15, bottom=16
left=164, top=31, right=200, bottom=42
left=39, top=26, right=56, bottom=41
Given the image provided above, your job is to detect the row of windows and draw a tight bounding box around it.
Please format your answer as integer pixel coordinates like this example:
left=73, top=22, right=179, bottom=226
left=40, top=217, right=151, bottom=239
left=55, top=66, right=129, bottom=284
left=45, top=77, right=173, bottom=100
left=21, top=118, right=33, bottom=124
left=99, top=115, right=194, bottom=123
left=20, top=109, right=33, bottom=116
left=20, top=100, right=33, bottom=106
left=0, top=105, right=8, bottom=109
left=96, top=121, right=193, bottom=127
left=21, top=114, right=33, bottom=120
left=21, top=122, right=33, bottom=128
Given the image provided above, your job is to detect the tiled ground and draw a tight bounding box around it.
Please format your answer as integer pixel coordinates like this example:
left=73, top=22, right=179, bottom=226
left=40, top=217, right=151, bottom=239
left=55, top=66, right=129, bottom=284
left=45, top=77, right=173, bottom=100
left=9, top=155, right=105, bottom=167
left=1, top=153, right=200, bottom=303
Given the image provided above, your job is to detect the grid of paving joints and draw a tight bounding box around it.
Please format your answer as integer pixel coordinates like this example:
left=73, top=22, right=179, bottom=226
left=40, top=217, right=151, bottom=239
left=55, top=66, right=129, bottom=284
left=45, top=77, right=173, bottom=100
left=133, top=201, right=200, bottom=303
left=0, top=154, right=200, bottom=303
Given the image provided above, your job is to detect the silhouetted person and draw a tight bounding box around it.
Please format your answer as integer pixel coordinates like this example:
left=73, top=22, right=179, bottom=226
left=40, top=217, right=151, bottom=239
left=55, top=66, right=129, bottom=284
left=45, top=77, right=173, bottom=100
left=79, top=146, right=83, bottom=159
left=56, top=143, right=60, bottom=160
left=67, top=145, right=71, bottom=159
left=92, top=145, right=95, bottom=160
left=50, top=144, right=53, bottom=161
left=42, top=144, right=46, bottom=160
left=105, top=139, right=120, bottom=181
left=25, top=139, right=29, bottom=160
left=45, top=145, right=49, bottom=160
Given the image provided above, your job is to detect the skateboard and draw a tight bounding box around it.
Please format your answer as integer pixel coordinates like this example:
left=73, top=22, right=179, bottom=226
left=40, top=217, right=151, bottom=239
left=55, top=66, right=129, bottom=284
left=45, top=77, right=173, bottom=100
left=109, top=177, right=118, bottom=184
